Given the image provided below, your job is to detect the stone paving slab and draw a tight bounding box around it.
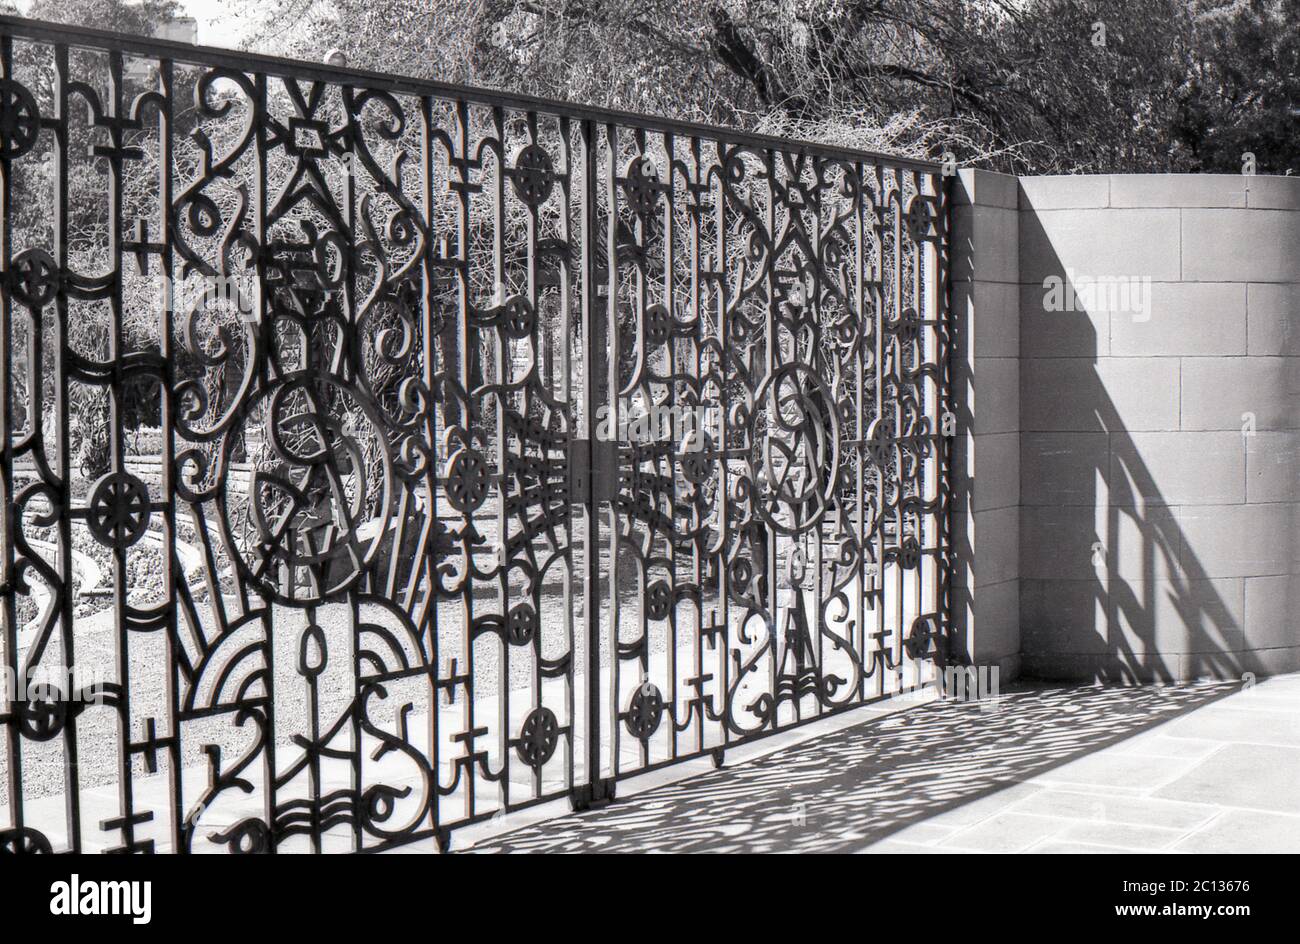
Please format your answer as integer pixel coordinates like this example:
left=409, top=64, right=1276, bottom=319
left=1171, top=809, right=1300, bottom=854
left=1155, top=743, right=1300, bottom=814
left=462, top=673, right=1300, bottom=853
left=1009, top=789, right=1218, bottom=831
left=872, top=674, right=1300, bottom=854
left=471, top=676, right=1300, bottom=853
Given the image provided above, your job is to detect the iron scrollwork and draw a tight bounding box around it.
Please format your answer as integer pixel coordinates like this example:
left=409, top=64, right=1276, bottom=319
left=0, top=14, right=948, bottom=853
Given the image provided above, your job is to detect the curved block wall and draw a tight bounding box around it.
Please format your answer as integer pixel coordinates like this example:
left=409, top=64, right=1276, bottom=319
left=1016, top=173, right=1300, bottom=681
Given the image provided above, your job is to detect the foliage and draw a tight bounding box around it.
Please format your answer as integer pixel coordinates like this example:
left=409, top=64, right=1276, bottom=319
left=1175, top=0, right=1300, bottom=173
left=2, top=0, right=1292, bottom=497
left=243, top=0, right=1296, bottom=175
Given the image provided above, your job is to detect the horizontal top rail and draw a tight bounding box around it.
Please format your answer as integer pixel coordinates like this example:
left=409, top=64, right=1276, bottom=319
left=0, top=13, right=941, bottom=173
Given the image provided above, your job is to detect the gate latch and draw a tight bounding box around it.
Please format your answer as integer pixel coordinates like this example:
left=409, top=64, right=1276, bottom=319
left=570, top=438, right=618, bottom=504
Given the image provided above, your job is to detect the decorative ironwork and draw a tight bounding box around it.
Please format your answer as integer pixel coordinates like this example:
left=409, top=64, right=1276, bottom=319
left=0, top=14, right=949, bottom=854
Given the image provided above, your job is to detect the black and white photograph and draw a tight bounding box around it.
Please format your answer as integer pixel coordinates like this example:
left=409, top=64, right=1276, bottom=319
left=0, top=0, right=1294, bottom=895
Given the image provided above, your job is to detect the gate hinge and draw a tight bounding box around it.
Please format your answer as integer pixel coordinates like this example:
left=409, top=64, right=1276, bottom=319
left=570, top=438, right=618, bottom=504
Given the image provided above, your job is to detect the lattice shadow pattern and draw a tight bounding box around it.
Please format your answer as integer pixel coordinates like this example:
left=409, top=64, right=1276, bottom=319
left=473, top=682, right=1239, bottom=854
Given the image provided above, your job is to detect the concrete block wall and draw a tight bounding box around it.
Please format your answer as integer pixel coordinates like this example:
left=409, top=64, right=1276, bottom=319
left=1015, top=173, right=1300, bottom=681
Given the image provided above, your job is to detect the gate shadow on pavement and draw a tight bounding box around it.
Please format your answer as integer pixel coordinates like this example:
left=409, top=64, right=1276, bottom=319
left=469, top=680, right=1239, bottom=853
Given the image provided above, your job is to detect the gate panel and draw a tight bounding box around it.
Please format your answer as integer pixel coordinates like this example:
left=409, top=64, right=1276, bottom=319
left=0, top=15, right=948, bottom=854
left=593, top=131, right=950, bottom=785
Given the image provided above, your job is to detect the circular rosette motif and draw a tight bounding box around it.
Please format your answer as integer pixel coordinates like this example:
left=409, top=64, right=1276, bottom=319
left=897, top=536, right=922, bottom=570
left=749, top=363, right=839, bottom=535
left=625, top=683, right=663, bottom=740
left=17, top=688, right=67, bottom=742
left=9, top=248, right=59, bottom=309
left=510, top=143, right=555, bottom=207
left=445, top=448, right=490, bottom=513
left=904, top=194, right=933, bottom=244
left=87, top=471, right=152, bottom=550
left=516, top=707, right=559, bottom=769
left=862, top=417, right=896, bottom=472
left=904, top=615, right=941, bottom=660
left=623, top=155, right=662, bottom=217
left=891, top=306, right=921, bottom=345
left=477, top=294, right=535, bottom=340
left=642, top=303, right=672, bottom=348
left=644, top=580, right=672, bottom=621
left=680, top=447, right=710, bottom=487
left=0, top=826, right=52, bottom=854
left=506, top=602, right=537, bottom=646
left=0, top=78, right=40, bottom=159
left=499, top=295, right=536, bottom=339
left=219, top=373, right=395, bottom=605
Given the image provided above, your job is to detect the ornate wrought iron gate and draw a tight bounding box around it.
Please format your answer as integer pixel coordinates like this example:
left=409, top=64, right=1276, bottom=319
left=0, top=15, right=949, bottom=854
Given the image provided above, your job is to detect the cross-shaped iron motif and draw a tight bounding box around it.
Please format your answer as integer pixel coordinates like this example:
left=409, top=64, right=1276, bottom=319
left=685, top=671, right=715, bottom=694
left=437, top=657, right=468, bottom=705
left=870, top=627, right=899, bottom=672
left=450, top=725, right=493, bottom=784
left=88, top=109, right=145, bottom=165
left=123, top=217, right=167, bottom=275
left=682, top=672, right=718, bottom=727
left=100, top=809, right=155, bottom=854
left=129, top=717, right=174, bottom=775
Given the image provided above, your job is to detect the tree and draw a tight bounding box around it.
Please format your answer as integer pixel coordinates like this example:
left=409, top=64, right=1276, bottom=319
left=1176, top=0, right=1299, bottom=174
left=244, top=0, right=1295, bottom=175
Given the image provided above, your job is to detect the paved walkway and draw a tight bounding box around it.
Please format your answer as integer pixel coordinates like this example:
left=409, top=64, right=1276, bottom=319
left=469, top=672, right=1300, bottom=853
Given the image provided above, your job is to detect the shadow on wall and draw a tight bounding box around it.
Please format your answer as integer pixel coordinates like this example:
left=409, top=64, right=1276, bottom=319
left=470, top=681, right=1238, bottom=853
left=1018, top=197, right=1299, bottom=683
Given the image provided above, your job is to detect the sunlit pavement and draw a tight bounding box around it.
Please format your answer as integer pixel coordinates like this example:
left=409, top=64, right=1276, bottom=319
left=467, top=673, right=1300, bottom=853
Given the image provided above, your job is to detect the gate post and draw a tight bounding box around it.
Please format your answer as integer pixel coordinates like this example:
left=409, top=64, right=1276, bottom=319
left=950, top=169, right=1021, bottom=680
left=571, top=118, right=615, bottom=811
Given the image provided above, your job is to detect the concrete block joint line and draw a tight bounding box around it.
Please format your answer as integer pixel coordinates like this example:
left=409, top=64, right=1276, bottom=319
left=990, top=171, right=1300, bottom=684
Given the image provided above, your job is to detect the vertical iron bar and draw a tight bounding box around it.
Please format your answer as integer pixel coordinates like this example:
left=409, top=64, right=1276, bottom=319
left=662, top=129, right=676, bottom=764
left=52, top=40, right=82, bottom=851
left=452, top=96, right=474, bottom=824
left=490, top=104, right=508, bottom=816
left=339, top=77, right=363, bottom=854
left=872, top=168, right=886, bottom=698
left=577, top=117, right=602, bottom=802
left=557, top=113, right=575, bottom=798
left=157, top=54, right=183, bottom=853
left=106, top=48, right=137, bottom=852
left=252, top=70, right=278, bottom=853
left=419, top=92, right=441, bottom=845
left=0, top=31, right=19, bottom=839
left=853, top=160, right=866, bottom=702
left=601, top=121, right=618, bottom=787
